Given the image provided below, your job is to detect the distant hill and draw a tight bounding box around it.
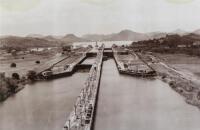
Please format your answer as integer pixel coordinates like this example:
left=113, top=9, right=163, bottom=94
left=0, top=36, right=59, bottom=49
left=2, top=29, right=199, bottom=49
left=146, top=32, right=167, bottom=39
left=132, top=33, right=200, bottom=48
left=182, top=33, right=200, bottom=41
left=193, top=29, right=200, bottom=35
left=0, top=34, right=90, bottom=49
left=61, top=34, right=89, bottom=43
left=82, top=30, right=168, bottom=41
left=170, top=29, right=188, bottom=36
left=26, top=34, right=44, bottom=38
left=43, top=35, right=59, bottom=41
left=82, top=34, right=110, bottom=41
left=105, top=30, right=149, bottom=41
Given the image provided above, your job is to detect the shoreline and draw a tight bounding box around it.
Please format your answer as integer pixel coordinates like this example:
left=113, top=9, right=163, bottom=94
left=138, top=52, right=200, bottom=109
left=0, top=79, right=26, bottom=102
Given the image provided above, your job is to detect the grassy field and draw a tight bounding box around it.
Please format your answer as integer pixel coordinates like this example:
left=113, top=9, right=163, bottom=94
left=0, top=49, right=59, bottom=77
left=154, top=53, right=200, bottom=80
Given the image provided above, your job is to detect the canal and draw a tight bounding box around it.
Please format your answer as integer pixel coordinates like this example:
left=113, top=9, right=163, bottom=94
left=0, top=72, right=88, bottom=130
left=81, top=57, right=96, bottom=64
left=94, top=59, right=200, bottom=130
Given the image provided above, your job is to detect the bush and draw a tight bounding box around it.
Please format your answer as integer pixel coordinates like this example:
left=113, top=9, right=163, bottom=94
left=0, top=93, right=3, bottom=101
left=20, top=76, right=26, bottom=85
left=185, top=86, right=193, bottom=92
left=162, top=75, right=166, bottom=79
left=197, top=91, right=200, bottom=100
left=35, top=60, right=40, bottom=64
left=27, top=70, right=37, bottom=81
left=12, top=73, right=20, bottom=80
left=169, top=81, right=176, bottom=88
left=6, top=78, right=18, bottom=93
left=21, top=76, right=26, bottom=81
left=10, top=63, right=16, bottom=68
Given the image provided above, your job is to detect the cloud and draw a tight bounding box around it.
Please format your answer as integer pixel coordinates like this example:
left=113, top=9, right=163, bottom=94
left=1, top=0, right=200, bottom=36
left=0, top=0, right=41, bottom=12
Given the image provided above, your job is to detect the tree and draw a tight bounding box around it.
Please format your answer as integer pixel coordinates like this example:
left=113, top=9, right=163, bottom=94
left=35, top=60, right=40, bottom=64
left=62, top=45, right=72, bottom=52
left=197, top=91, right=200, bottom=100
left=124, top=63, right=128, bottom=68
left=11, top=50, right=17, bottom=56
left=6, top=78, right=18, bottom=93
left=10, top=63, right=16, bottom=68
left=12, top=73, right=20, bottom=80
left=27, top=70, right=37, bottom=81
left=88, top=45, right=93, bottom=48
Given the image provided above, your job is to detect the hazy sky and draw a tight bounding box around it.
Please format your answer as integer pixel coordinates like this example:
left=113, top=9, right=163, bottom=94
left=0, top=0, right=200, bottom=36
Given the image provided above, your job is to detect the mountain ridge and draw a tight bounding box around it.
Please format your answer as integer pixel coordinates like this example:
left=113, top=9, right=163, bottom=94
left=1, top=29, right=200, bottom=49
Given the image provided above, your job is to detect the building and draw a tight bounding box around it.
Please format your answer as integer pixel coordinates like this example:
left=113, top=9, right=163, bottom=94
left=193, top=41, right=200, bottom=46
left=178, top=44, right=187, bottom=48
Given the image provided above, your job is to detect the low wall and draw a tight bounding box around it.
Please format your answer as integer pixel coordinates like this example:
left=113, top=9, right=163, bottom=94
left=63, top=45, right=104, bottom=130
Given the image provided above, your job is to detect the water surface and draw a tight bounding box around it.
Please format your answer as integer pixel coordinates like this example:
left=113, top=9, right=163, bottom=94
left=95, top=59, right=200, bottom=130
left=0, top=73, right=88, bottom=130
left=81, top=57, right=96, bottom=64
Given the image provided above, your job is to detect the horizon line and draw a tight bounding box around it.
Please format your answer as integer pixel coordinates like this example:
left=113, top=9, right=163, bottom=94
left=0, top=28, right=198, bottom=37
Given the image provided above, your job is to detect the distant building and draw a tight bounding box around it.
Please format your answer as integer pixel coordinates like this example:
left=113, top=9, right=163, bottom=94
left=95, top=42, right=98, bottom=48
left=178, top=44, right=187, bottom=48
left=158, top=39, right=164, bottom=43
left=30, top=48, right=46, bottom=52
left=193, top=41, right=200, bottom=46
left=62, top=45, right=73, bottom=52
left=17, top=51, right=25, bottom=55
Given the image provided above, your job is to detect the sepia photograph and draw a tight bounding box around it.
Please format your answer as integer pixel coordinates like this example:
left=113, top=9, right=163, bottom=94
left=0, top=0, right=200, bottom=130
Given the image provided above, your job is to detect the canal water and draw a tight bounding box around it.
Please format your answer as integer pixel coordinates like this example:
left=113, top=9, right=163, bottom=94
left=94, top=59, right=200, bottom=130
left=0, top=73, right=88, bottom=130
left=81, top=57, right=96, bottom=64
